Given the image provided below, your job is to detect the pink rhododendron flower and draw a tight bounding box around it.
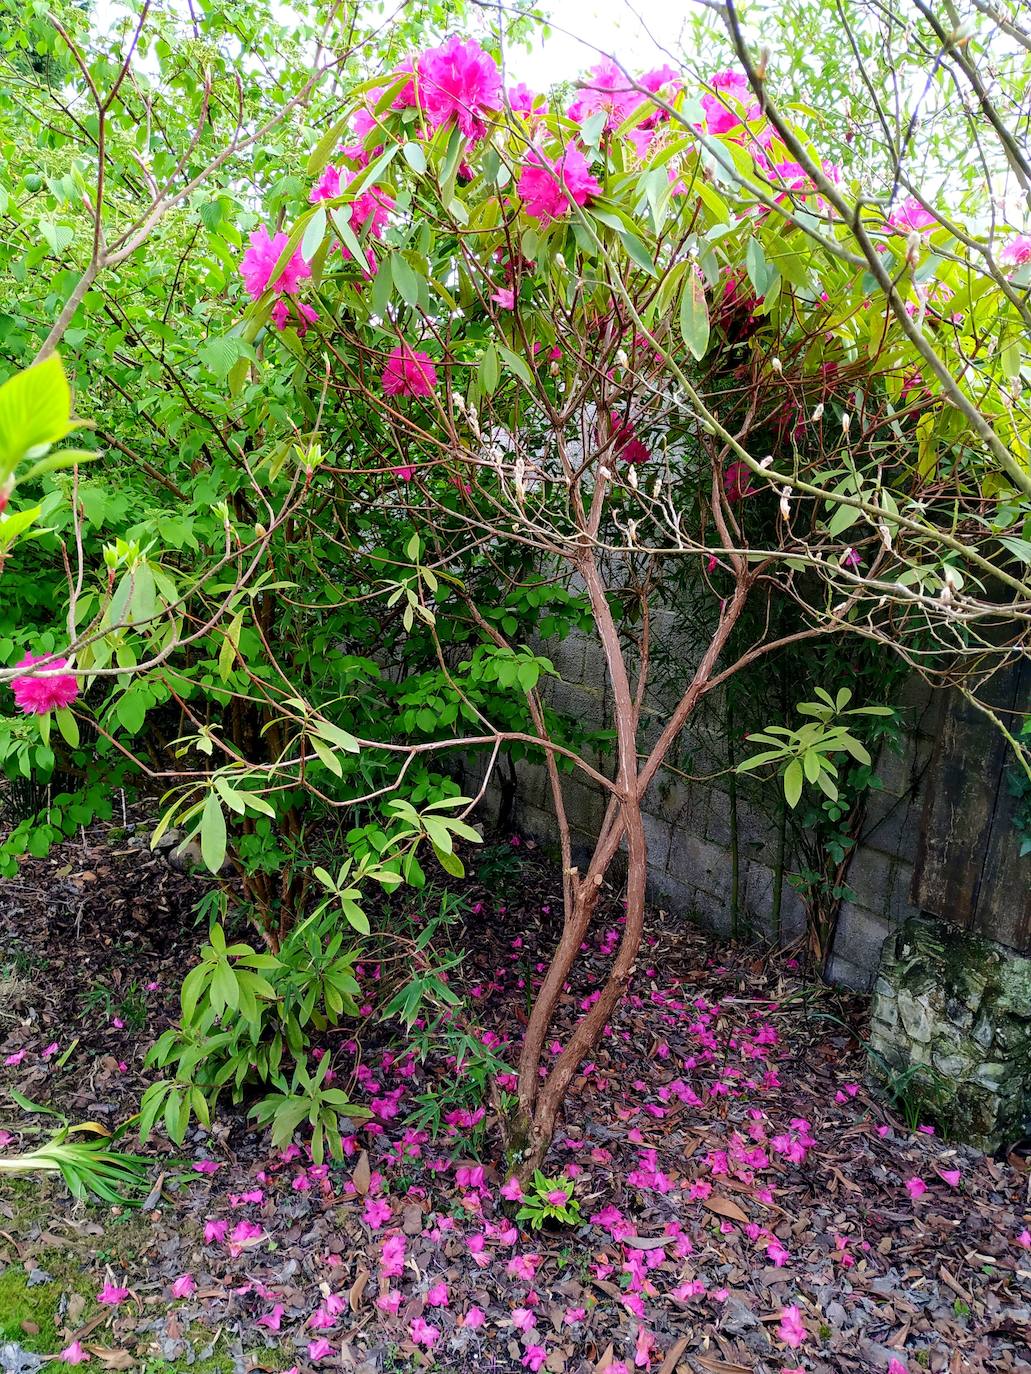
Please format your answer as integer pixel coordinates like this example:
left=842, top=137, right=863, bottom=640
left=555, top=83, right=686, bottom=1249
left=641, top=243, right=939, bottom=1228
left=491, top=287, right=515, bottom=309
left=270, top=298, right=319, bottom=336
left=778, top=1304, right=807, bottom=1348
left=204, top=1218, right=228, bottom=1244
left=4, top=1050, right=26, bottom=1066
left=257, top=1304, right=285, bottom=1331
left=601, top=1363, right=630, bottom=1374
left=518, top=145, right=601, bottom=222
left=567, top=59, right=640, bottom=129
left=501, top=1176, right=523, bottom=1201
left=938, top=1168, right=961, bottom=1188
left=1001, top=233, right=1031, bottom=267
left=60, top=1344, right=90, bottom=1365
left=0, top=1131, right=12, bottom=1147
left=464, top=1305, right=486, bottom=1328
left=888, top=1362, right=909, bottom=1374
left=426, top=1281, right=449, bottom=1307
left=97, top=1283, right=129, bottom=1306
left=905, top=1176, right=927, bottom=1200
left=42, top=1042, right=60, bottom=1060
left=193, top=1160, right=221, bottom=1174
left=409, top=1317, right=440, bottom=1348
left=888, top=197, right=937, bottom=234
left=634, top=1326, right=657, bottom=1367
left=170, top=1274, right=195, bottom=1299
left=381, top=343, right=437, bottom=398
left=702, top=70, right=760, bottom=135
left=10, top=654, right=79, bottom=715
left=307, top=1339, right=333, bottom=1361
left=417, top=37, right=501, bottom=138
left=1016, top=1229, right=1030, bottom=1247
left=507, top=1253, right=539, bottom=1281
left=611, top=419, right=650, bottom=465
left=564, top=1307, right=586, bottom=1325
left=723, top=461, right=755, bottom=502
left=239, top=226, right=311, bottom=299
left=766, top=1239, right=791, bottom=1267
left=376, top=1290, right=402, bottom=1314
left=508, top=84, right=547, bottom=115
left=380, top=1232, right=406, bottom=1277
left=363, top=1196, right=392, bottom=1229
left=522, top=1346, right=547, bottom=1372
left=512, top=1307, right=536, bottom=1332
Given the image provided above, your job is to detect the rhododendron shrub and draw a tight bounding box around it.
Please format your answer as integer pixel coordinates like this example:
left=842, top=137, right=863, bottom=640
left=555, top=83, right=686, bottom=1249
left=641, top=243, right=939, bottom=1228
left=2, top=1, right=1029, bottom=1169
left=225, top=20, right=1029, bottom=1167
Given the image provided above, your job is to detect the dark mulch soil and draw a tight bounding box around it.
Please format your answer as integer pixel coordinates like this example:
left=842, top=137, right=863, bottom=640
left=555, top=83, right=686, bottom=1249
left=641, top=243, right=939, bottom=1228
left=1, top=816, right=1029, bottom=1374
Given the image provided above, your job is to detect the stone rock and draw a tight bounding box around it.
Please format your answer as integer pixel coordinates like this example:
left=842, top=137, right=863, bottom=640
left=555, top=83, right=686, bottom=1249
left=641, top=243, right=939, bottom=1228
left=0, top=1345, right=43, bottom=1374
left=867, top=915, right=1031, bottom=1152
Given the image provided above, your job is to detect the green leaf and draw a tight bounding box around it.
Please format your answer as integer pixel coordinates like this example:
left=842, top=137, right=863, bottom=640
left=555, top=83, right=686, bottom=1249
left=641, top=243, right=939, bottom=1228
left=678, top=268, right=710, bottom=360
left=618, top=229, right=658, bottom=278
left=402, top=141, right=427, bottom=174
left=391, top=253, right=421, bottom=307
left=301, top=205, right=327, bottom=261
left=784, top=758, right=804, bottom=808
left=55, top=708, right=79, bottom=748
left=0, top=355, right=74, bottom=477
left=200, top=790, right=227, bottom=874
left=496, top=345, right=534, bottom=388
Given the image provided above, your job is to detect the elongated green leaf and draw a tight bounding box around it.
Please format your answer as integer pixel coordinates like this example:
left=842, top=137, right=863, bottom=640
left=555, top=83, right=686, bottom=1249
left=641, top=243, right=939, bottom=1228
left=679, top=268, right=710, bottom=360
left=200, top=790, right=227, bottom=873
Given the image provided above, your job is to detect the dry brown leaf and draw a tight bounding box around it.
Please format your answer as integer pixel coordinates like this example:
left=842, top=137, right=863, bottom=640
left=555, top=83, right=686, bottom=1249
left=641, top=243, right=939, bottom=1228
left=692, top=1357, right=752, bottom=1374
left=703, top=1195, right=749, bottom=1225
left=623, top=1235, right=669, bottom=1250
left=657, top=1335, right=690, bottom=1373
left=86, top=1348, right=134, bottom=1370
left=349, top=1268, right=370, bottom=1312
left=592, top=1344, right=615, bottom=1373
left=351, top=1150, right=371, bottom=1197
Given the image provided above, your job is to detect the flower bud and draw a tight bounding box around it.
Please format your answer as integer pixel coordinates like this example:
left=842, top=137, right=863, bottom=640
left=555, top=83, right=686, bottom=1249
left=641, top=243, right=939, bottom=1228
left=771, top=357, right=782, bottom=374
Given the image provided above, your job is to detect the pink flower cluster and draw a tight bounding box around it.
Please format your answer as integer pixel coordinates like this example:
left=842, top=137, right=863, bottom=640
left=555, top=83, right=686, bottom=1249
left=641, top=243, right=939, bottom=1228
left=417, top=36, right=501, bottom=139
left=239, top=227, right=317, bottom=336
left=381, top=343, right=438, bottom=398
left=10, top=652, right=79, bottom=715
left=518, top=144, right=601, bottom=223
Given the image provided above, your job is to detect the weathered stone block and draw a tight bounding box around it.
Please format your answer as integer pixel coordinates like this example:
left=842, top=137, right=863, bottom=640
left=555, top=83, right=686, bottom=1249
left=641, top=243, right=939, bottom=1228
left=868, top=916, right=1031, bottom=1151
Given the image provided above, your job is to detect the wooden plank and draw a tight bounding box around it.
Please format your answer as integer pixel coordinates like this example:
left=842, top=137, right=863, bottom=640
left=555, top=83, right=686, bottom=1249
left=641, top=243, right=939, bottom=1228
left=912, top=674, right=1011, bottom=929
left=969, top=658, right=1031, bottom=950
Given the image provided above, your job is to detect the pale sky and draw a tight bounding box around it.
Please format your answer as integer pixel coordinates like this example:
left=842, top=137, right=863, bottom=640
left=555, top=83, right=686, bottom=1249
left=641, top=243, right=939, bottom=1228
left=90, top=0, right=687, bottom=87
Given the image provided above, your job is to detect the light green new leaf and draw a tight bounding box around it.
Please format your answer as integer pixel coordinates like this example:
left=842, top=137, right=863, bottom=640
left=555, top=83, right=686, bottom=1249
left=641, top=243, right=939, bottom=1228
left=200, top=789, right=227, bottom=873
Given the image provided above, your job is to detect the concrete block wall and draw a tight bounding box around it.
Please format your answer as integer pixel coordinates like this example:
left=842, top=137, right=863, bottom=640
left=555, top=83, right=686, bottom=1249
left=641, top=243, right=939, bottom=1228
left=465, top=627, right=941, bottom=992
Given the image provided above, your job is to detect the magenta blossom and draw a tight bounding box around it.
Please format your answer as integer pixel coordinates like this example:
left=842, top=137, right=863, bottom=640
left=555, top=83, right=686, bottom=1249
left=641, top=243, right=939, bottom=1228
left=203, top=1218, right=227, bottom=1244
left=170, top=1273, right=196, bottom=1299
left=905, top=1176, right=927, bottom=1200
left=10, top=653, right=79, bottom=716
left=307, top=1339, right=333, bottom=1361
left=777, top=1304, right=807, bottom=1348
left=888, top=197, right=937, bottom=234
left=97, top=1283, right=129, bottom=1306
left=239, top=226, right=311, bottom=299
left=426, top=1281, right=449, bottom=1307
left=270, top=299, right=319, bottom=336
left=409, top=1317, right=440, bottom=1349
left=463, top=1306, right=486, bottom=1328
left=60, top=1344, right=90, bottom=1366
left=567, top=59, right=640, bottom=129
left=518, top=144, right=601, bottom=223
left=1001, top=233, right=1031, bottom=268
left=508, top=84, right=547, bottom=116
left=500, top=1176, right=523, bottom=1201
left=702, top=70, right=760, bottom=135
left=521, top=1346, right=547, bottom=1372
left=381, top=343, right=438, bottom=398
left=418, top=36, right=501, bottom=138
